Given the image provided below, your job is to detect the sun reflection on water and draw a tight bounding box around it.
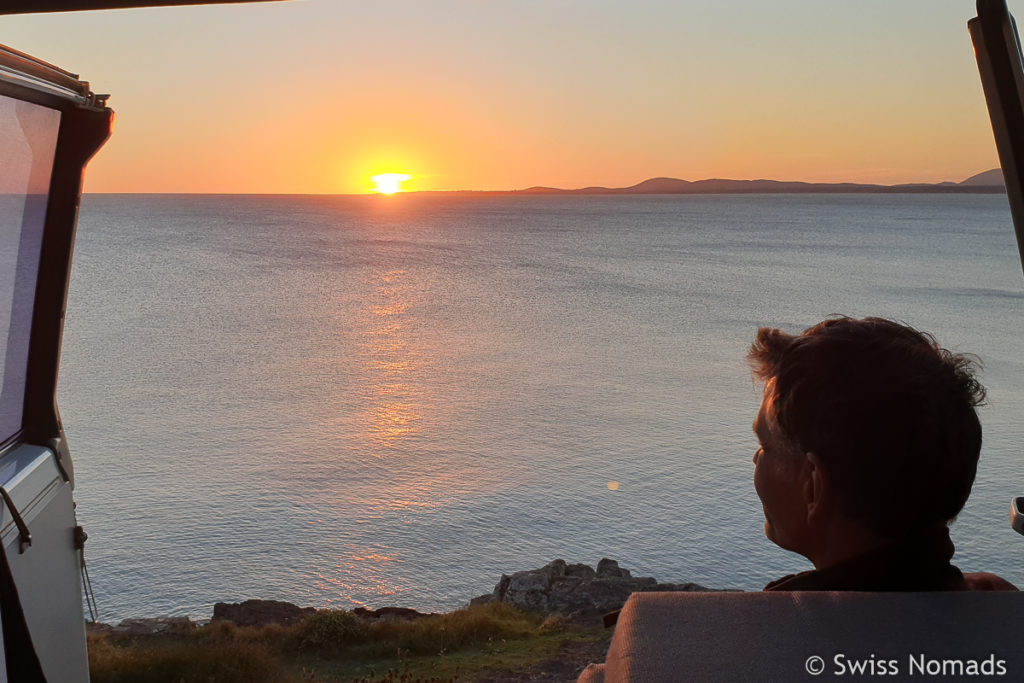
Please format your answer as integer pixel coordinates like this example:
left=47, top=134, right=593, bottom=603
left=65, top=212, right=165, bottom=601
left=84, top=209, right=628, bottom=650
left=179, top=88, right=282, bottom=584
left=359, top=269, right=425, bottom=456
left=314, top=547, right=404, bottom=608
left=372, top=302, right=409, bottom=317
left=316, top=266, right=487, bottom=606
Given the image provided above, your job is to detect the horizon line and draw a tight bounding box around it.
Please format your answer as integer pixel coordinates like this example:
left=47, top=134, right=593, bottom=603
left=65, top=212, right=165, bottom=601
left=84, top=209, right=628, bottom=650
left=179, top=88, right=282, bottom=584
left=82, top=170, right=1005, bottom=197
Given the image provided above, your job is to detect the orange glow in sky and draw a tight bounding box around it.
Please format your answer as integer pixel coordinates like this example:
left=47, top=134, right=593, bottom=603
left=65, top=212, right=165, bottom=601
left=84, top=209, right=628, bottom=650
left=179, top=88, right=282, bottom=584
left=1, top=1, right=1017, bottom=193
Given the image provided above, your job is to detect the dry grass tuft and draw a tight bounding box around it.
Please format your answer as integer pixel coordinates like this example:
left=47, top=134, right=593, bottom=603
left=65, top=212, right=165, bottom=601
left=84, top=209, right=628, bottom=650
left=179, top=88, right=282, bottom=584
left=88, top=602, right=599, bottom=682
left=88, top=631, right=290, bottom=683
left=352, top=602, right=539, bottom=658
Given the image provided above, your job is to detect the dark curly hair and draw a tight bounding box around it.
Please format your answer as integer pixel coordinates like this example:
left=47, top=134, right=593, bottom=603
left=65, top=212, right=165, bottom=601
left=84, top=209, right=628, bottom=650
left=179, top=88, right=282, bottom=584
left=748, top=317, right=985, bottom=539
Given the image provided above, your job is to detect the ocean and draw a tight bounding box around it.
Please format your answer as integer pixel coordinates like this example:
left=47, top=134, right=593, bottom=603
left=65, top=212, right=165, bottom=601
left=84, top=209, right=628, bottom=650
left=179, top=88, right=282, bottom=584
left=59, top=193, right=1024, bottom=621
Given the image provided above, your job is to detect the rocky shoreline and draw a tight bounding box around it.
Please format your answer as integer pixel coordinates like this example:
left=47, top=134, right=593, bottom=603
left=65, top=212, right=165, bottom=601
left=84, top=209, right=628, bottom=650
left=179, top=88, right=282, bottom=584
left=89, top=558, right=715, bottom=635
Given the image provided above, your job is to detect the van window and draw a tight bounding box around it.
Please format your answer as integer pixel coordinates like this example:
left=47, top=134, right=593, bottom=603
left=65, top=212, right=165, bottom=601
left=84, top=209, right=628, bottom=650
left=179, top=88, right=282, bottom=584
left=0, top=95, right=60, bottom=445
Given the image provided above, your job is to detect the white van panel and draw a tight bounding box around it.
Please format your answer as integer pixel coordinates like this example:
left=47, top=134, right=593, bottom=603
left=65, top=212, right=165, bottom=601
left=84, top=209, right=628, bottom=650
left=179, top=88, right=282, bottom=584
left=0, top=444, right=86, bottom=683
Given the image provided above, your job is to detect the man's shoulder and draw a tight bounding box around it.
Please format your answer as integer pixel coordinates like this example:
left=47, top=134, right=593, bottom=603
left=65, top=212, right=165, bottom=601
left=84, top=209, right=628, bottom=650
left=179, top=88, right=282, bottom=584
left=963, top=572, right=1019, bottom=591
left=763, top=571, right=809, bottom=591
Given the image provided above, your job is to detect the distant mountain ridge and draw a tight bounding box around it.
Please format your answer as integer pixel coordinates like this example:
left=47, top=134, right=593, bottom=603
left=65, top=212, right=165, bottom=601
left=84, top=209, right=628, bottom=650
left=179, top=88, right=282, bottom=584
left=515, top=170, right=1005, bottom=195
left=959, top=168, right=1005, bottom=186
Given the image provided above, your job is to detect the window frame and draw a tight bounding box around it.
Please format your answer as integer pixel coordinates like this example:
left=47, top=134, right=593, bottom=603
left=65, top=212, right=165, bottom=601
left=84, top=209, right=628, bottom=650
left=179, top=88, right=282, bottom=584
left=0, top=47, right=112, bottom=487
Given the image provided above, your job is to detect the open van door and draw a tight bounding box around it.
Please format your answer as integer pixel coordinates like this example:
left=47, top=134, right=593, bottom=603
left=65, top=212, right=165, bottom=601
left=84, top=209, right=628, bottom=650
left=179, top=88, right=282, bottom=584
left=971, top=0, right=1024, bottom=542
left=971, top=0, right=1024, bottom=277
left=0, top=44, right=111, bottom=681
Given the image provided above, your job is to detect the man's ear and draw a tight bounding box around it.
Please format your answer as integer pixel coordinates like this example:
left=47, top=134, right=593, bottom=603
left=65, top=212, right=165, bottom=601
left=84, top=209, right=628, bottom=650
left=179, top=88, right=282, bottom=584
left=803, top=452, right=829, bottom=526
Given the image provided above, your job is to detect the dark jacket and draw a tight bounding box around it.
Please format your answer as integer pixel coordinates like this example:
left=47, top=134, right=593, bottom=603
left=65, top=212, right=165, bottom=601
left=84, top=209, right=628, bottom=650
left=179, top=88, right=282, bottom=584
left=765, top=526, right=976, bottom=592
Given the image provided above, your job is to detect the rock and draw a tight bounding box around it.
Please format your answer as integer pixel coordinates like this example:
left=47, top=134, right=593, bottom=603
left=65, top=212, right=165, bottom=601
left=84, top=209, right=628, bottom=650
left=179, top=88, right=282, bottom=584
left=497, top=559, right=578, bottom=611
left=94, top=562, right=718, bottom=635
left=474, top=558, right=712, bottom=619
left=596, top=558, right=631, bottom=579
left=112, top=617, right=195, bottom=635
left=212, top=599, right=316, bottom=627
left=469, top=592, right=496, bottom=606
left=565, top=563, right=597, bottom=581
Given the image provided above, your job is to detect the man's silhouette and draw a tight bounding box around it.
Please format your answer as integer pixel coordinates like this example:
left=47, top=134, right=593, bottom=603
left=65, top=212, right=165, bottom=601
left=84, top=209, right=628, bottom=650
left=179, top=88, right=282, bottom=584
left=748, top=317, right=1015, bottom=591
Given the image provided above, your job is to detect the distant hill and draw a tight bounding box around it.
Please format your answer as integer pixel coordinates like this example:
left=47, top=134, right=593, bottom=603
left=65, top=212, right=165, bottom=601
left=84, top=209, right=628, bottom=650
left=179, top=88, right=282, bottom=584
left=959, top=168, right=1004, bottom=186
left=517, top=171, right=1006, bottom=195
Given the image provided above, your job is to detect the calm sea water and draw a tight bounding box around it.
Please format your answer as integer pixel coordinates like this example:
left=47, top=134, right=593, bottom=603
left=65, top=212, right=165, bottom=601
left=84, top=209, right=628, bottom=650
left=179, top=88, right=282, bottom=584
left=60, top=193, right=1024, bottom=621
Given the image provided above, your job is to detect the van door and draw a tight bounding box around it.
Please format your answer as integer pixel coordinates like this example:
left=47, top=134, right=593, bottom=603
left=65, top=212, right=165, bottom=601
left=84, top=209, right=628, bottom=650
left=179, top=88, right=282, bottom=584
left=0, top=46, right=111, bottom=681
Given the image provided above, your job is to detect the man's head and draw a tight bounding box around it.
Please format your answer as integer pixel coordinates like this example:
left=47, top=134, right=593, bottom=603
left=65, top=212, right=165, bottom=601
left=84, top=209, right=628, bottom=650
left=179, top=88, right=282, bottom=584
left=748, top=317, right=985, bottom=563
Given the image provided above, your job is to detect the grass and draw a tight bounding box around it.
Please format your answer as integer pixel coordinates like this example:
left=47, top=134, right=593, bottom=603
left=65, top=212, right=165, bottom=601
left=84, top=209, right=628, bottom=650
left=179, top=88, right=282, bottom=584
left=88, top=603, right=611, bottom=682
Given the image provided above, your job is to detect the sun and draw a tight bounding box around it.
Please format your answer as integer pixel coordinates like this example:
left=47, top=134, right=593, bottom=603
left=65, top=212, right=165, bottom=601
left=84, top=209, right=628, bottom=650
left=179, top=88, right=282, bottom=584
left=371, top=173, right=412, bottom=194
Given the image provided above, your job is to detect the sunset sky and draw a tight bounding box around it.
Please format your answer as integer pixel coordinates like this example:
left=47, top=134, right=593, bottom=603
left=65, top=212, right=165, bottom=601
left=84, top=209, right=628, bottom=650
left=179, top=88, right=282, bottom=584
left=1, top=1, right=1018, bottom=194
